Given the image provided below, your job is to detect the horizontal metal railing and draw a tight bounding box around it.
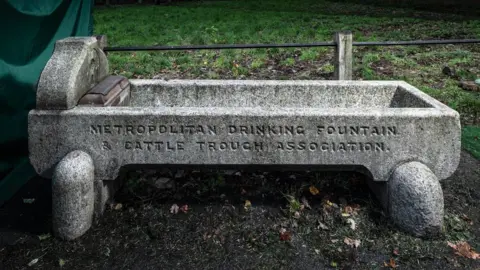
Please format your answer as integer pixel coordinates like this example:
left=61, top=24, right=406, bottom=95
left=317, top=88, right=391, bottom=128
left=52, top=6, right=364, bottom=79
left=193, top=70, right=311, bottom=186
left=97, top=32, right=480, bottom=80
left=103, top=39, right=480, bottom=52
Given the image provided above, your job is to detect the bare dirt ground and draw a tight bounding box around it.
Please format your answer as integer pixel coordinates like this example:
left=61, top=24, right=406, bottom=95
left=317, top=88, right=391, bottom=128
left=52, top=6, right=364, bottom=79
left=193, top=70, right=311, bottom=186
left=0, top=151, right=479, bottom=270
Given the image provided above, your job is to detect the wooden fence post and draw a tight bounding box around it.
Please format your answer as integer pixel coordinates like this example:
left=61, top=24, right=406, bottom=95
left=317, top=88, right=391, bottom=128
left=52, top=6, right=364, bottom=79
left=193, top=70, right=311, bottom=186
left=334, top=31, right=353, bottom=80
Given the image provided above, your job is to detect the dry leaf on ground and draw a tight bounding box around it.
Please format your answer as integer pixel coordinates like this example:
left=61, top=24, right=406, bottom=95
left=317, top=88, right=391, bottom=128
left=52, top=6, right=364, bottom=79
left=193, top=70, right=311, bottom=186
left=447, top=241, right=480, bottom=259
left=279, top=228, right=291, bottom=241
left=38, top=234, right=51, bottom=241
left=180, top=204, right=189, bottom=213
left=344, top=237, right=361, bottom=248
left=323, top=200, right=334, bottom=208
left=301, top=197, right=311, bottom=209
left=244, top=200, right=252, bottom=210
left=23, top=198, right=35, bottom=204
left=461, top=214, right=474, bottom=225
left=170, top=204, right=179, bottom=214
left=343, top=204, right=360, bottom=216
left=27, top=258, right=39, bottom=267
left=346, top=218, right=356, bottom=230
left=114, top=203, right=123, bottom=210
left=384, top=258, right=398, bottom=268
left=309, top=186, right=320, bottom=195
left=317, top=221, right=329, bottom=230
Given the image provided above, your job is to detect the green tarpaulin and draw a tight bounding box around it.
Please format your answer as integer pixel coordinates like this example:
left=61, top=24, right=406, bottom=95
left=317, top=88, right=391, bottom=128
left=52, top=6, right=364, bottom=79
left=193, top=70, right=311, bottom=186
left=0, top=0, right=94, bottom=205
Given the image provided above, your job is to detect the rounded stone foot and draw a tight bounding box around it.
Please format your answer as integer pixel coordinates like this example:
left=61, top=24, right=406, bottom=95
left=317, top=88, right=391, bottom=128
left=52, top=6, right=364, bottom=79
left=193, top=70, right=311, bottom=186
left=387, top=161, right=444, bottom=237
left=52, top=150, right=95, bottom=240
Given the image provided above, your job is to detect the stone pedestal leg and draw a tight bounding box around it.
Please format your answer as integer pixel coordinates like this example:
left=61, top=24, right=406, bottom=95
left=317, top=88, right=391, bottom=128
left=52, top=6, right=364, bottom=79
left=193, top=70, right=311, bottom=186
left=368, top=161, right=444, bottom=237
left=52, top=151, right=95, bottom=240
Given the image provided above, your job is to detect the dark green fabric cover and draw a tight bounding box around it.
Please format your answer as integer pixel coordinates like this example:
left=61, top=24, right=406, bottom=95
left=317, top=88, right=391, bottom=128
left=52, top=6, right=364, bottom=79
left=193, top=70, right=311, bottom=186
left=0, top=0, right=94, bottom=205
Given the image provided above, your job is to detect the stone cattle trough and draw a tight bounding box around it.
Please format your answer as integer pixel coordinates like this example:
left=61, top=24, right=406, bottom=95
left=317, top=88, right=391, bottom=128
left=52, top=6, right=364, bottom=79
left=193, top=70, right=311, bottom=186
left=29, top=37, right=461, bottom=240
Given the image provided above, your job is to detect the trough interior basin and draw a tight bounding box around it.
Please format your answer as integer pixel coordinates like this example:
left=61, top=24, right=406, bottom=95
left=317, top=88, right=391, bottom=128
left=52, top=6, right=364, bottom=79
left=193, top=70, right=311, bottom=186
left=128, top=80, right=435, bottom=109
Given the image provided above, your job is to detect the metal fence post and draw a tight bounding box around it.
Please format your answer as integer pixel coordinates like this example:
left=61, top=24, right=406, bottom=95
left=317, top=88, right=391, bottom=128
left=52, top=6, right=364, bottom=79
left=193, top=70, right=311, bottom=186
left=334, top=31, right=353, bottom=80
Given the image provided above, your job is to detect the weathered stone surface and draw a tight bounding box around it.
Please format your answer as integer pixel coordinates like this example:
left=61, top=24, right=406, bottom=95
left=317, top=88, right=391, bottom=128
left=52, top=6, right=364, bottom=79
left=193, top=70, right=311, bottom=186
left=388, top=162, right=444, bottom=237
left=29, top=80, right=460, bottom=183
left=36, top=37, right=109, bottom=109
left=52, top=151, right=94, bottom=240
left=95, top=35, right=108, bottom=50
left=94, top=179, right=122, bottom=218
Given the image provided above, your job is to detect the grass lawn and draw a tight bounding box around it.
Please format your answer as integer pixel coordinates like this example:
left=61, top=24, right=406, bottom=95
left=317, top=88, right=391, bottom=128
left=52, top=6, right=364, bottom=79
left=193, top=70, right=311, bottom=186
left=94, top=0, right=480, bottom=156
left=462, top=126, right=480, bottom=159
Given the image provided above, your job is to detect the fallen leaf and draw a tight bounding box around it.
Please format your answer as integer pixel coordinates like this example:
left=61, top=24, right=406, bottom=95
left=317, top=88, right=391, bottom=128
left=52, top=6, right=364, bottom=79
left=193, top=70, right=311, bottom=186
left=330, top=261, right=338, bottom=267
left=314, top=248, right=320, bottom=254
left=28, top=258, right=39, bottom=267
left=244, top=200, right=252, bottom=210
left=343, top=205, right=360, bottom=216
left=180, top=204, right=189, bottom=213
left=293, top=211, right=301, bottom=219
left=291, top=220, right=298, bottom=228
left=309, top=186, right=320, bottom=195
left=459, top=80, right=480, bottom=92
left=114, top=203, right=123, bottom=210
left=331, top=239, right=339, bottom=243
left=318, top=221, right=329, bottom=230
left=384, top=258, right=397, bottom=268
left=344, top=237, right=361, bottom=248
left=301, top=197, right=311, bottom=209
left=279, top=228, right=291, bottom=241
left=461, top=214, right=473, bottom=225
left=170, top=204, right=179, bottom=214
left=23, top=198, right=35, bottom=204
left=38, top=234, right=51, bottom=241
left=59, top=258, right=66, bottom=267
left=346, top=218, right=356, bottom=230
left=448, top=241, right=480, bottom=259
left=104, top=247, right=111, bottom=257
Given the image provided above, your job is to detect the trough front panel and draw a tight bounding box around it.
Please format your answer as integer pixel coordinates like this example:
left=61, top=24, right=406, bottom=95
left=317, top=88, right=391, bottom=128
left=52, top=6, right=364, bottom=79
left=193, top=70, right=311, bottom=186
left=28, top=107, right=460, bottom=182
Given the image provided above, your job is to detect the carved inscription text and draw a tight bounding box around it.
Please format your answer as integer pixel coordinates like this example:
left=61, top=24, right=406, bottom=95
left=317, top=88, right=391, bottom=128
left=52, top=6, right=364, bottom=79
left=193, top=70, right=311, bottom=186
left=89, top=124, right=398, bottom=154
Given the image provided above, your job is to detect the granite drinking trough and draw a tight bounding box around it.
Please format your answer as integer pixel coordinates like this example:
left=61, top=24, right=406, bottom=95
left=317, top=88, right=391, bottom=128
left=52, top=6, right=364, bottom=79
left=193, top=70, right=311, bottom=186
left=29, top=37, right=461, bottom=240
